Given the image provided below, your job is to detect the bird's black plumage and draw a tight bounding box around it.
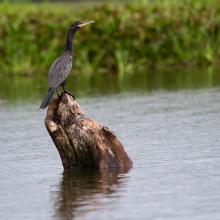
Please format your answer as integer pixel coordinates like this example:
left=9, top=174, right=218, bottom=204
left=40, top=20, right=94, bottom=109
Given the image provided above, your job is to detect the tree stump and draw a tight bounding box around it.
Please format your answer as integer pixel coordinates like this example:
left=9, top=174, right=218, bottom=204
left=45, top=93, right=133, bottom=170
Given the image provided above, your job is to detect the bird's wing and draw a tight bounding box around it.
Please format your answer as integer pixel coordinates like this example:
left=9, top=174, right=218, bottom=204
left=48, top=53, right=73, bottom=89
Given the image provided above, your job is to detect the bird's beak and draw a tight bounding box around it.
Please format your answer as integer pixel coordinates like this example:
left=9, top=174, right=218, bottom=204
left=78, top=20, right=95, bottom=28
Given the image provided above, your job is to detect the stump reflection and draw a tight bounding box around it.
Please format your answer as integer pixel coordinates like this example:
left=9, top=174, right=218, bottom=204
left=53, top=169, right=129, bottom=220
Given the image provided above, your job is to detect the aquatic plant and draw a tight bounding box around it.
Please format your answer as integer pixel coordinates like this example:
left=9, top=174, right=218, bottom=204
left=0, top=0, right=220, bottom=75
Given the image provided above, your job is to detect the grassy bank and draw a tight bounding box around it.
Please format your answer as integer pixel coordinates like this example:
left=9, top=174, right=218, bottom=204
left=0, top=0, right=220, bottom=75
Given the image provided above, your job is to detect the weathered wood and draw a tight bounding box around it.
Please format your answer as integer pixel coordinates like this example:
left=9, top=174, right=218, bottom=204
left=45, top=93, right=133, bottom=170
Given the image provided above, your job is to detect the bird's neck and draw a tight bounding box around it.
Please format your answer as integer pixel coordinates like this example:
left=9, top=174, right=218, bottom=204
left=65, top=28, right=77, bottom=52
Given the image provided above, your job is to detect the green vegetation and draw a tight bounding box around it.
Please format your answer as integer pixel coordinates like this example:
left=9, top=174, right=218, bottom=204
left=0, top=0, right=220, bottom=75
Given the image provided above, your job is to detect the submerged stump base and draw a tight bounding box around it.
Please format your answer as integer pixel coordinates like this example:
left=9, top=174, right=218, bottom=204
left=45, top=93, right=133, bottom=170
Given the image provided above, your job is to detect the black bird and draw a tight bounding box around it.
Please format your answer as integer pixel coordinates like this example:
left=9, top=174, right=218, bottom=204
left=40, top=20, right=94, bottom=109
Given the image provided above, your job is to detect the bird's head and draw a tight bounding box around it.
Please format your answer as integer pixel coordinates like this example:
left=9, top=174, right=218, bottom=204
left=69, top=20, right=95, bottom=31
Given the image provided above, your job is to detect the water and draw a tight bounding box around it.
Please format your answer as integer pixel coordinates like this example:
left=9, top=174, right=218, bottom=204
left=0, top=68, right=220, bottom=220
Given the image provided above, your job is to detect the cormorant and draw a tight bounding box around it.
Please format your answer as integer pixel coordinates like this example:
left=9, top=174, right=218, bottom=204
left=40, top=20, right=94, bottom=109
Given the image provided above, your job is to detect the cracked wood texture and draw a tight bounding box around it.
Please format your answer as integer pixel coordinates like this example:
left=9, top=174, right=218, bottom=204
left=45, top=93, right=133, bottom=170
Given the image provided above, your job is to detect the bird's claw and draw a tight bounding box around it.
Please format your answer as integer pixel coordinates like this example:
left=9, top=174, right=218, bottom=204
left=64, top=90, right=75, bottom=99
left=56, top=91, right=61, bottom=99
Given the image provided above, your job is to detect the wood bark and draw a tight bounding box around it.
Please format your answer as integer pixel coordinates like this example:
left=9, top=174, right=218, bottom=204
left=45, top=93, right=133, bottom=170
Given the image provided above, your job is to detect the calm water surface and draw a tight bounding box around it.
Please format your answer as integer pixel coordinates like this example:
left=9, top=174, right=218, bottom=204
left=0, top=69, right=220, bottom=220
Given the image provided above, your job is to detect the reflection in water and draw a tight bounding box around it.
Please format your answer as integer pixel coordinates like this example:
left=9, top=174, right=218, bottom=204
left=1, top=67, right=220, bottom=102
left=53, top=169, right=129, bottom=220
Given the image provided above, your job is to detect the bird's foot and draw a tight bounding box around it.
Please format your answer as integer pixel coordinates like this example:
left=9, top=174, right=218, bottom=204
left=64, top=90, right=75, bottom=99
left=56, top=91, right=61, bottom=99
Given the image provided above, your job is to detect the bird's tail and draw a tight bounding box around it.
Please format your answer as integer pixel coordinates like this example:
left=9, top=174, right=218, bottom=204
left=40, top=88, right=55, bottom=109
